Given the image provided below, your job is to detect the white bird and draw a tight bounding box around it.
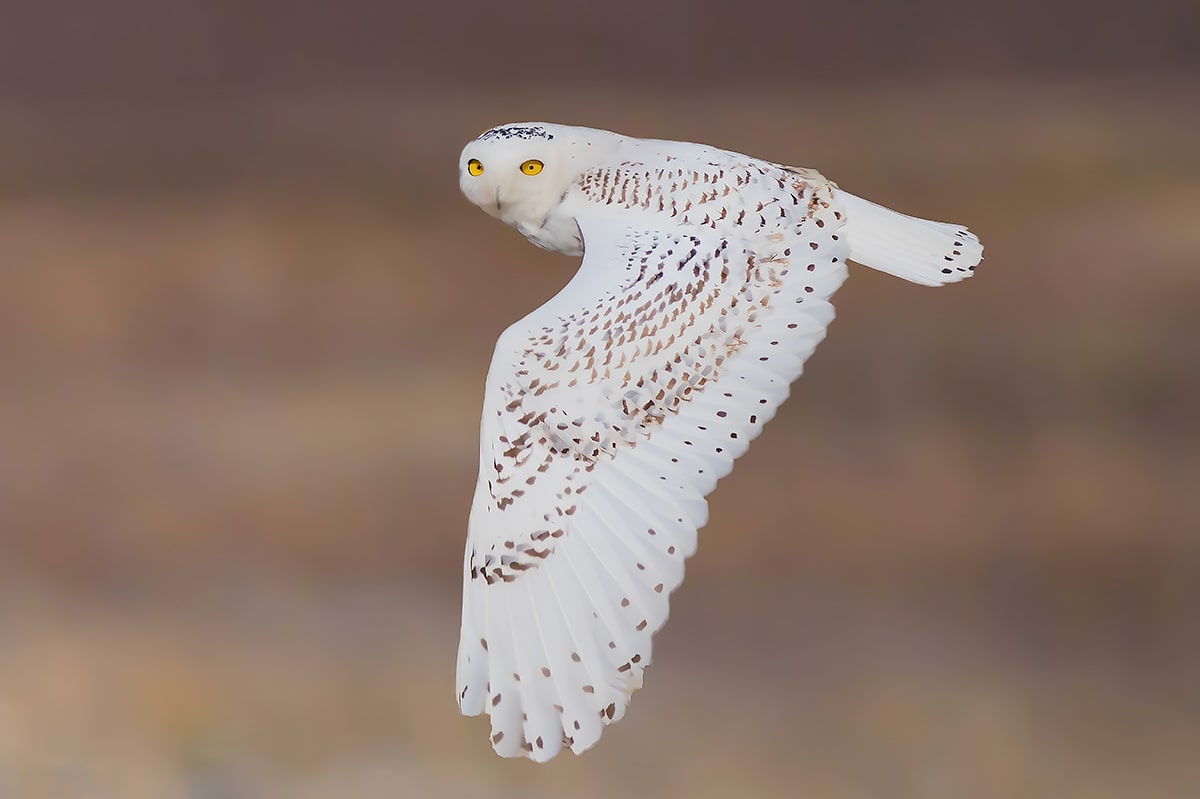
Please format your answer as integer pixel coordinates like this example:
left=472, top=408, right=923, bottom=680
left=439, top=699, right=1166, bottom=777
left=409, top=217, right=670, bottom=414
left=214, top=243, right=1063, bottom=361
left=455, top=122, right=983, bottom=761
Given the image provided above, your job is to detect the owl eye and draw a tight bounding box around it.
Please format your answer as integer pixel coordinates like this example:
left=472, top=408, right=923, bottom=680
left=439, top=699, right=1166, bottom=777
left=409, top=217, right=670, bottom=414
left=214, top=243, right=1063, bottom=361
left=467, top=159, right=484, bottom=177
left=520, top=159, right=544, bottom=176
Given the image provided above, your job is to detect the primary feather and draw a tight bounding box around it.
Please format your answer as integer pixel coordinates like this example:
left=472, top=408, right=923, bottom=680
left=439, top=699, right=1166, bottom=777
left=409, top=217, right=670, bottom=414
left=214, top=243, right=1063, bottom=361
left=455, top=122, right=983, bottom=761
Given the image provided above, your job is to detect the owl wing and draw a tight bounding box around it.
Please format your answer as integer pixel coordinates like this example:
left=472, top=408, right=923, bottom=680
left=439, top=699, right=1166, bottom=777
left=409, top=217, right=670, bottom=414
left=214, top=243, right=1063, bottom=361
left=457, top=158, right=851, bottom=761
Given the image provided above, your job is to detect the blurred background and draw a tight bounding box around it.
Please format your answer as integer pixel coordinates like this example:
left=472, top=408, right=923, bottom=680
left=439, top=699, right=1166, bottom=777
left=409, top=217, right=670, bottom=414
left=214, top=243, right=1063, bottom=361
left=1, top=1, right=1198, bottom=796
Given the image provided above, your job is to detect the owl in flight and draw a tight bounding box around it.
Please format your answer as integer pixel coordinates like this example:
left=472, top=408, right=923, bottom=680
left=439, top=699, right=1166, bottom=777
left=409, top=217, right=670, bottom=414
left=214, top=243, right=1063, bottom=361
left=456, top=123, right=983, bottom=761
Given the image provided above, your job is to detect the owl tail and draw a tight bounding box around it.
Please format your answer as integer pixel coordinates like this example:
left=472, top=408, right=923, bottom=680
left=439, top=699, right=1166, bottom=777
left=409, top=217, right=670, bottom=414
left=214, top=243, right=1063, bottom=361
left=836, top=190, right=984, bottom=286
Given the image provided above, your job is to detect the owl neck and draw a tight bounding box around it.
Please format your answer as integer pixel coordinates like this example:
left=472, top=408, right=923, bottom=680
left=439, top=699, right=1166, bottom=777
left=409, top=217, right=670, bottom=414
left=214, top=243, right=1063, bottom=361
left=514, top=210, right=583, bottom=256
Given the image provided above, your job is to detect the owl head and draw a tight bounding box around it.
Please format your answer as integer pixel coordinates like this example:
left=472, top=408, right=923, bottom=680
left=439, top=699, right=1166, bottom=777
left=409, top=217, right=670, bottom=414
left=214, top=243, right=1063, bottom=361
left=459, top=123, right=616, bottom=225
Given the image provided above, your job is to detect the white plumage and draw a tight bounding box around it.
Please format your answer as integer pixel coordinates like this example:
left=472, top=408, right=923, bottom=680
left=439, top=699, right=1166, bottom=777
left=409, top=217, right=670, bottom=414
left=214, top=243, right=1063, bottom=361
left=455, top=122, right=983, bottom=761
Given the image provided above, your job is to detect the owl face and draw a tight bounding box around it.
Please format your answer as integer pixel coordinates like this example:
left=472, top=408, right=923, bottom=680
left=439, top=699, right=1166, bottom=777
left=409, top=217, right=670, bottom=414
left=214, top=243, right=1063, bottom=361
left=459, top=124, right=570, bottom=222
left=459, top=123, right=618, bottom=229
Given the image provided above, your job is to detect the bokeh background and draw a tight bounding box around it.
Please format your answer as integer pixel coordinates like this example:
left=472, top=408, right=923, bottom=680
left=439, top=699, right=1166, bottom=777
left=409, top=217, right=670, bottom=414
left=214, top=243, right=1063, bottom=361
left=2, top=1, right=1198, bottom=796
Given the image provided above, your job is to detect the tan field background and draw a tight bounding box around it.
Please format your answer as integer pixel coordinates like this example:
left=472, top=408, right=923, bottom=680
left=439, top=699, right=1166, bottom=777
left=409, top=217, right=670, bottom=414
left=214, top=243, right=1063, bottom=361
left=1, top=1, right=1198, bottom=796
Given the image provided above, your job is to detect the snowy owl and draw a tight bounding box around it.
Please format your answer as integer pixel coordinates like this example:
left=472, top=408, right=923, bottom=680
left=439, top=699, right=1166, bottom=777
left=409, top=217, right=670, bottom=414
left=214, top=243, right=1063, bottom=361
left=455, top=122, right=983, bottom=761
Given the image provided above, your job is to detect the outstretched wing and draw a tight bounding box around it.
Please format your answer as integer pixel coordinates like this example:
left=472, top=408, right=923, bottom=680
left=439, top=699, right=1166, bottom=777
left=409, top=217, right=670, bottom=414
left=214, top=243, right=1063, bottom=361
left=457, top=157, right=850, bottom=761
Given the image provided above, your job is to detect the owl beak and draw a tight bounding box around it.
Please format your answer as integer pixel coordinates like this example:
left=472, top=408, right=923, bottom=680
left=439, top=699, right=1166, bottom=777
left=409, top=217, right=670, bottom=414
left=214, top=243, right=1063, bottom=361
left=494, top=186, right=503, bottom=213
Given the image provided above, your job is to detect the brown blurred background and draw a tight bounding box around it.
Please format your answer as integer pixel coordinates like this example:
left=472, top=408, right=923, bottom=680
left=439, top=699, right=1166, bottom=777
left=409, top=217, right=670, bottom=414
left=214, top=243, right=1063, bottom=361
left=1, top=1, right=1198, bottom=796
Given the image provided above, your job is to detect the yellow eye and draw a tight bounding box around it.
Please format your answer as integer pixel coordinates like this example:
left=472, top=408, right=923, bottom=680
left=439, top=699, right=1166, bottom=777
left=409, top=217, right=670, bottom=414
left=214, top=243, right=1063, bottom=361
left=467, top=159, right=484, bottom=176
left=520, top=159, right=544, bottom=176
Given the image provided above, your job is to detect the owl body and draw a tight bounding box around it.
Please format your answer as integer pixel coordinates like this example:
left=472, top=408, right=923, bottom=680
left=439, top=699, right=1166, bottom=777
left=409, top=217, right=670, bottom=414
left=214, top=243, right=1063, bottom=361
left=455, top=122, right=983, bottom=761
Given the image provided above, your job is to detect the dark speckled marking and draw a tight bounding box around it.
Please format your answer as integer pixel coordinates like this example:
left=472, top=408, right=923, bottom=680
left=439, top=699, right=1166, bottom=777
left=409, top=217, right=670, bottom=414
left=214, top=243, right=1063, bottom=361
left=479, top=125, right=555, bottom=142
